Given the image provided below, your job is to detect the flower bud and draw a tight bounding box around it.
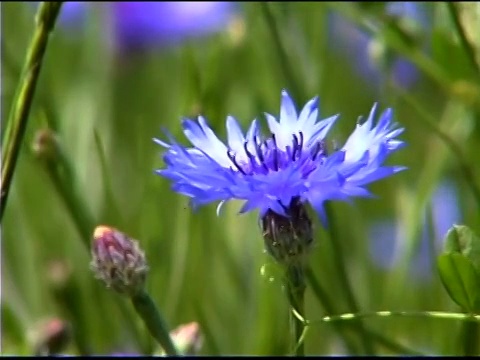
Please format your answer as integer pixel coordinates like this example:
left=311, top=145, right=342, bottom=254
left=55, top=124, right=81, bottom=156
left=261, top=197, right=313, bottom=267
left=169, top=322, right=203, bottom=355
left=31, top=318, right=72, bottom=356
left=154, top=321, right=203, bottom=356
left=90, top=225, right=148, bottom=297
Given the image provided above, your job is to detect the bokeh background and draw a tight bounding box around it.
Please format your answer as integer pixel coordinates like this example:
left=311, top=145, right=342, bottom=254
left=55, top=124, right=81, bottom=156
left=2, top=1, right=480, bottom=355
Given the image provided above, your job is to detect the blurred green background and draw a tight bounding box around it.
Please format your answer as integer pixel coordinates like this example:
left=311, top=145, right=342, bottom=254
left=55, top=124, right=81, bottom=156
left=2, top=1, right=480, bottom=356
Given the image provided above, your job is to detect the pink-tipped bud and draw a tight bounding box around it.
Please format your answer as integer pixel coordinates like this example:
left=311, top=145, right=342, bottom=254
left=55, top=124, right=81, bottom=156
left=157, top=322, right=203, bottom=355
left=90, top=225, right=148, bottom=297
left=32, top=318, right=72, bottom=356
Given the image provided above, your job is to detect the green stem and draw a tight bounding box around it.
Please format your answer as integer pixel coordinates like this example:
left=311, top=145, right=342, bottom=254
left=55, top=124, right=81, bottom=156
left=45, top=159, right=94, bottom=245
left=131, top=290, right=178, bottom=356
left=192, top=303, right=221, bottom=355
left=325, top=204, right=375, bottom=355
left=37, top=138, right=148, bottom=353
left=285, top=265, right=306, bottom=356
left=260, top=2, right=303, bottom=101
left=42, top=160, right=147, bottom=352
left=306, top=268, right=420, bottom=355
left=324, top=2, right=480, bottom=111
left=305, top=310, right=480, bottom=325
left=305, top=267, right=359, bottom=353
left=446, top=2, right=480, bottom=81
left=461, top=321, right=479, bottom=356
left=0, top=2, right=63, bottom=222
left=50, top=272, right=92, bottom=355
left=397, top=88, right=480, bottom=209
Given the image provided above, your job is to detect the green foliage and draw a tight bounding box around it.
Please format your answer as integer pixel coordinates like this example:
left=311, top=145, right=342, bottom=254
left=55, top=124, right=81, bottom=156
left=438, top=225, right=480, bottom=312
left=444, top=225, right=480, bottom=273
left=437, top=253, right=480, bottom=312
left=2, top=1, right=480, bottom=356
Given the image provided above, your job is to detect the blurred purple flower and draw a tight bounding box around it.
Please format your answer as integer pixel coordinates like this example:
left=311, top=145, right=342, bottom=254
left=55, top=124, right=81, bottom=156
left=369, top=181, right=462, bottom=280
left=327, top=2, right=431, bottom=90
left=49, top=2, right=239, bottom=52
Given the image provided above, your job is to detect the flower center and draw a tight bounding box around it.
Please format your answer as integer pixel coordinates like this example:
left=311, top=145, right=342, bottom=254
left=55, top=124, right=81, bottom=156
left=227, top=132, right=326, bottom=176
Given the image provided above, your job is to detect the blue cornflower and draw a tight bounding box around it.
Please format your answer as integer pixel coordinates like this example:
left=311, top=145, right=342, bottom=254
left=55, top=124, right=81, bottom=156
left=154, top=90, right=406, bottom=225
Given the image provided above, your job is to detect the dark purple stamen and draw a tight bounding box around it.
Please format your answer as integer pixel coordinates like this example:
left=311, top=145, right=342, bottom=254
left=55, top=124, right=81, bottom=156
left=253, top=136, right=269, bottom=172
left=291, top=132, right=304, bottom=161
left=227, top=149, right=247, bottom=175
left=271, top=134, right=279, bottom=171
left=227, top=131, right=322, bottom=176
left=243, top=142, right=257, bottom=166
left=311, top=141, right=326, bottom=161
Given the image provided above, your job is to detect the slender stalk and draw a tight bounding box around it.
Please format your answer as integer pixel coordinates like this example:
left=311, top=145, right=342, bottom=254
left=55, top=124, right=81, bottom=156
left=259, top=2, right=383, bottom=354
left=461, top=321, right=479, bottom=356
left=305, top=310, right=480, bottom=325
left=285, top=265, right=306, bottom=356
left=397, top=88, right=480, bottom=209
left=41, top=158, right=146, bottom=351
left=131, top=290, right=178, bottom=356
left=325, top=204, right=375, bottom=355
left=446, top=2, right=480, bottom=81
left=305, top=267, right=359, bottom=353
left=260, top=2, right=302, bottom=101
left=49, top=272, right=92, bottom=355
left=323, top=2, right=480, bottom=111
left=305, top=268, right=420, bottom=355
left=44, top=160, right=94, bottom=245
left=0, top=2, right=63, bottom=222
left=34, top=132, right=148, bottom=353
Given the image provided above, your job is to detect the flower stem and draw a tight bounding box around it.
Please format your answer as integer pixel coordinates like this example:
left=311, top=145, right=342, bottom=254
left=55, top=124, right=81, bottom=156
left=0, top=2, right=63, bottom=222
left=325, top=204, right=375, bottom=355
left=285, top=265, right=306, bottom=356
left=305, top=268, right=422, bottom=355
left=324, top=2, right=480, bottom=111
left=131, top=290, right=178, bottom=356
left=44, top=158, right=95, bottom=246
left=260, top=2, right=302, bottom=102
left=397, top=87, right=480, bottom=210
left=461, top=321, right=479, bottom=356
left=307, top=310, right=480, bottom=325
left=36, top=134, right=148, bottom=353
left=446, top=2, right=480, bottom=81
left=305, top=268, right=359, bottom=353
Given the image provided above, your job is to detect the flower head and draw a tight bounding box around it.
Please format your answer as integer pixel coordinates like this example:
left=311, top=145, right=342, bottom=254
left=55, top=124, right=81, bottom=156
left=155, top=90, right=405, bottom=225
